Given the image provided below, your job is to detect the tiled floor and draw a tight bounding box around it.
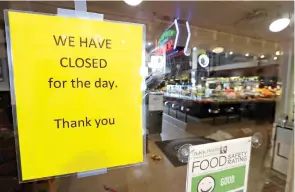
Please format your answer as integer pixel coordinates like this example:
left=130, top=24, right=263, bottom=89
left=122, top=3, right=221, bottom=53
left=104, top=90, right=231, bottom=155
left=57, top=114, right=282, bottom=192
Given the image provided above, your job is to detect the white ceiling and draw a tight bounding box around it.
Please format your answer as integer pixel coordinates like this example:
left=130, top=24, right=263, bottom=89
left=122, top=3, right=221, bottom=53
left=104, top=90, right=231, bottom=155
left=5, top=1, right=293, bottom=43
left=2, top=1, right=294, bottom=55
left=85, top=1, right=294, bottom=42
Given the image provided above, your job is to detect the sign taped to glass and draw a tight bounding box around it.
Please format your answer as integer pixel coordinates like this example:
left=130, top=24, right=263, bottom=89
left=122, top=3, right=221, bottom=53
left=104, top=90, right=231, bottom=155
left=5, top=10, right=145, bottom=182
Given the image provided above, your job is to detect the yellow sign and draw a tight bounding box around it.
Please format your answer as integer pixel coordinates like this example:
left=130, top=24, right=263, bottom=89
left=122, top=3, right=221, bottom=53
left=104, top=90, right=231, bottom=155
left=7, top=11, right=144, bottom=181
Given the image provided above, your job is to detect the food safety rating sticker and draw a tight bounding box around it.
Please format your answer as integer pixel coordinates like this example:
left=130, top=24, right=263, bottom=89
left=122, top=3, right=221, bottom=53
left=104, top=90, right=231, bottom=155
left=186, top=137, right=252, bottom=192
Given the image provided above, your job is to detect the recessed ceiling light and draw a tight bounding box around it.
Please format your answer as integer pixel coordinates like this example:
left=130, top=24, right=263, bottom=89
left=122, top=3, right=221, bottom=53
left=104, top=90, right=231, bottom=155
left=124, top=0, right=143, bottom=6
left=147, top=42, right=152, bottom=46
left=245, top=53, right=249, bottom=57
left=229, top=51, right=233, bottom=55
left=274, top=56, right=278, bottom=60
left=269, top=18, right=290, bottom=32
left=260, top=55, right=265, bottom=58
left=212, top=47, right=224, bottom=54
left=275, top=51, right=281, bottom=55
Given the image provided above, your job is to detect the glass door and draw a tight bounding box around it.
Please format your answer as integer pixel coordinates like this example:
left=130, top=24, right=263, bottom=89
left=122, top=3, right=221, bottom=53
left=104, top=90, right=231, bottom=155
left=0, top=1, right=293, bottom=192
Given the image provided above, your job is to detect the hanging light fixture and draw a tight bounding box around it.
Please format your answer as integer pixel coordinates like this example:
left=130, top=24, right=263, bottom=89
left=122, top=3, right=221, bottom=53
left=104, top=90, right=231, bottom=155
left=124, top=0, right=143, bottom=6
left=212, top=47, right=224, bottom=54
left=269, top=13, right=291, bottom=32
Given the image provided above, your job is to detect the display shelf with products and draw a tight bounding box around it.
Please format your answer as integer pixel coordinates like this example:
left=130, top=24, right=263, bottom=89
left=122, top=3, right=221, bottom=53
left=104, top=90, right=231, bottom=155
left=162, top=76, right=279, bottom=122
left=164, top=76, right=281, bottom=102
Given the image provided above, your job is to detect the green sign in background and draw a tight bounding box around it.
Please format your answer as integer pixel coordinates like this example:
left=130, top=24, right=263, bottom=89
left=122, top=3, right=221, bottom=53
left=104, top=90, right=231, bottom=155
left=191, top=166, right=246, bottom=192
left=158, top=29, right=176, bottom=46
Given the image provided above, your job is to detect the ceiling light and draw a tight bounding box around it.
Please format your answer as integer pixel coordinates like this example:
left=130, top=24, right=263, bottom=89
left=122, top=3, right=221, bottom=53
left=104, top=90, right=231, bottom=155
left=245, top=53, right=249, bottom=57
left=212, top=47, right=224, bottom=54
left=147, top=42, right=152, bottom=46
left=275, top=51, right=281, bottom=55
left=273, top=56, right=278, bottom=60
left=229, top=51, right=233, bottom=55
left=193, top=47, right=197, bottom=51
left=260, top=55, right=265, bottom=58
left=269, top=18, right=290, bottom=32
left=124, top=0, right=143, bottom=6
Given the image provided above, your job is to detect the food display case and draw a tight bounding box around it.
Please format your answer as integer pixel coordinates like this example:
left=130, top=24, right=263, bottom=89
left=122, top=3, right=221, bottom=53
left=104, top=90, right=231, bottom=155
left=164, top=76, right=281, bottom=101
left=163, top=76, right=280, bottom=121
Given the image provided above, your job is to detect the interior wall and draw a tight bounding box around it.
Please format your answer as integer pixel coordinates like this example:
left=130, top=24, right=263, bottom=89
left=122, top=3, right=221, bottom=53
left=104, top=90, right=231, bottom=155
left=287, top=53, right=294, bottom=120
left=275, top=41, right=294, bottom=121
left=0, top=29, right=7, bottom=91
left=216, top=65, right=279, bottom=77
left=0, top=58, right=9, bottom=91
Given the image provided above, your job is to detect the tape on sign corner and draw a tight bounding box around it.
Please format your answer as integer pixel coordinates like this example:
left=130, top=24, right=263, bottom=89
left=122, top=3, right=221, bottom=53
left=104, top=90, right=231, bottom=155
left=77, top=168, right=107, bottom=178
left=57, top=8, right=104, bottom=21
